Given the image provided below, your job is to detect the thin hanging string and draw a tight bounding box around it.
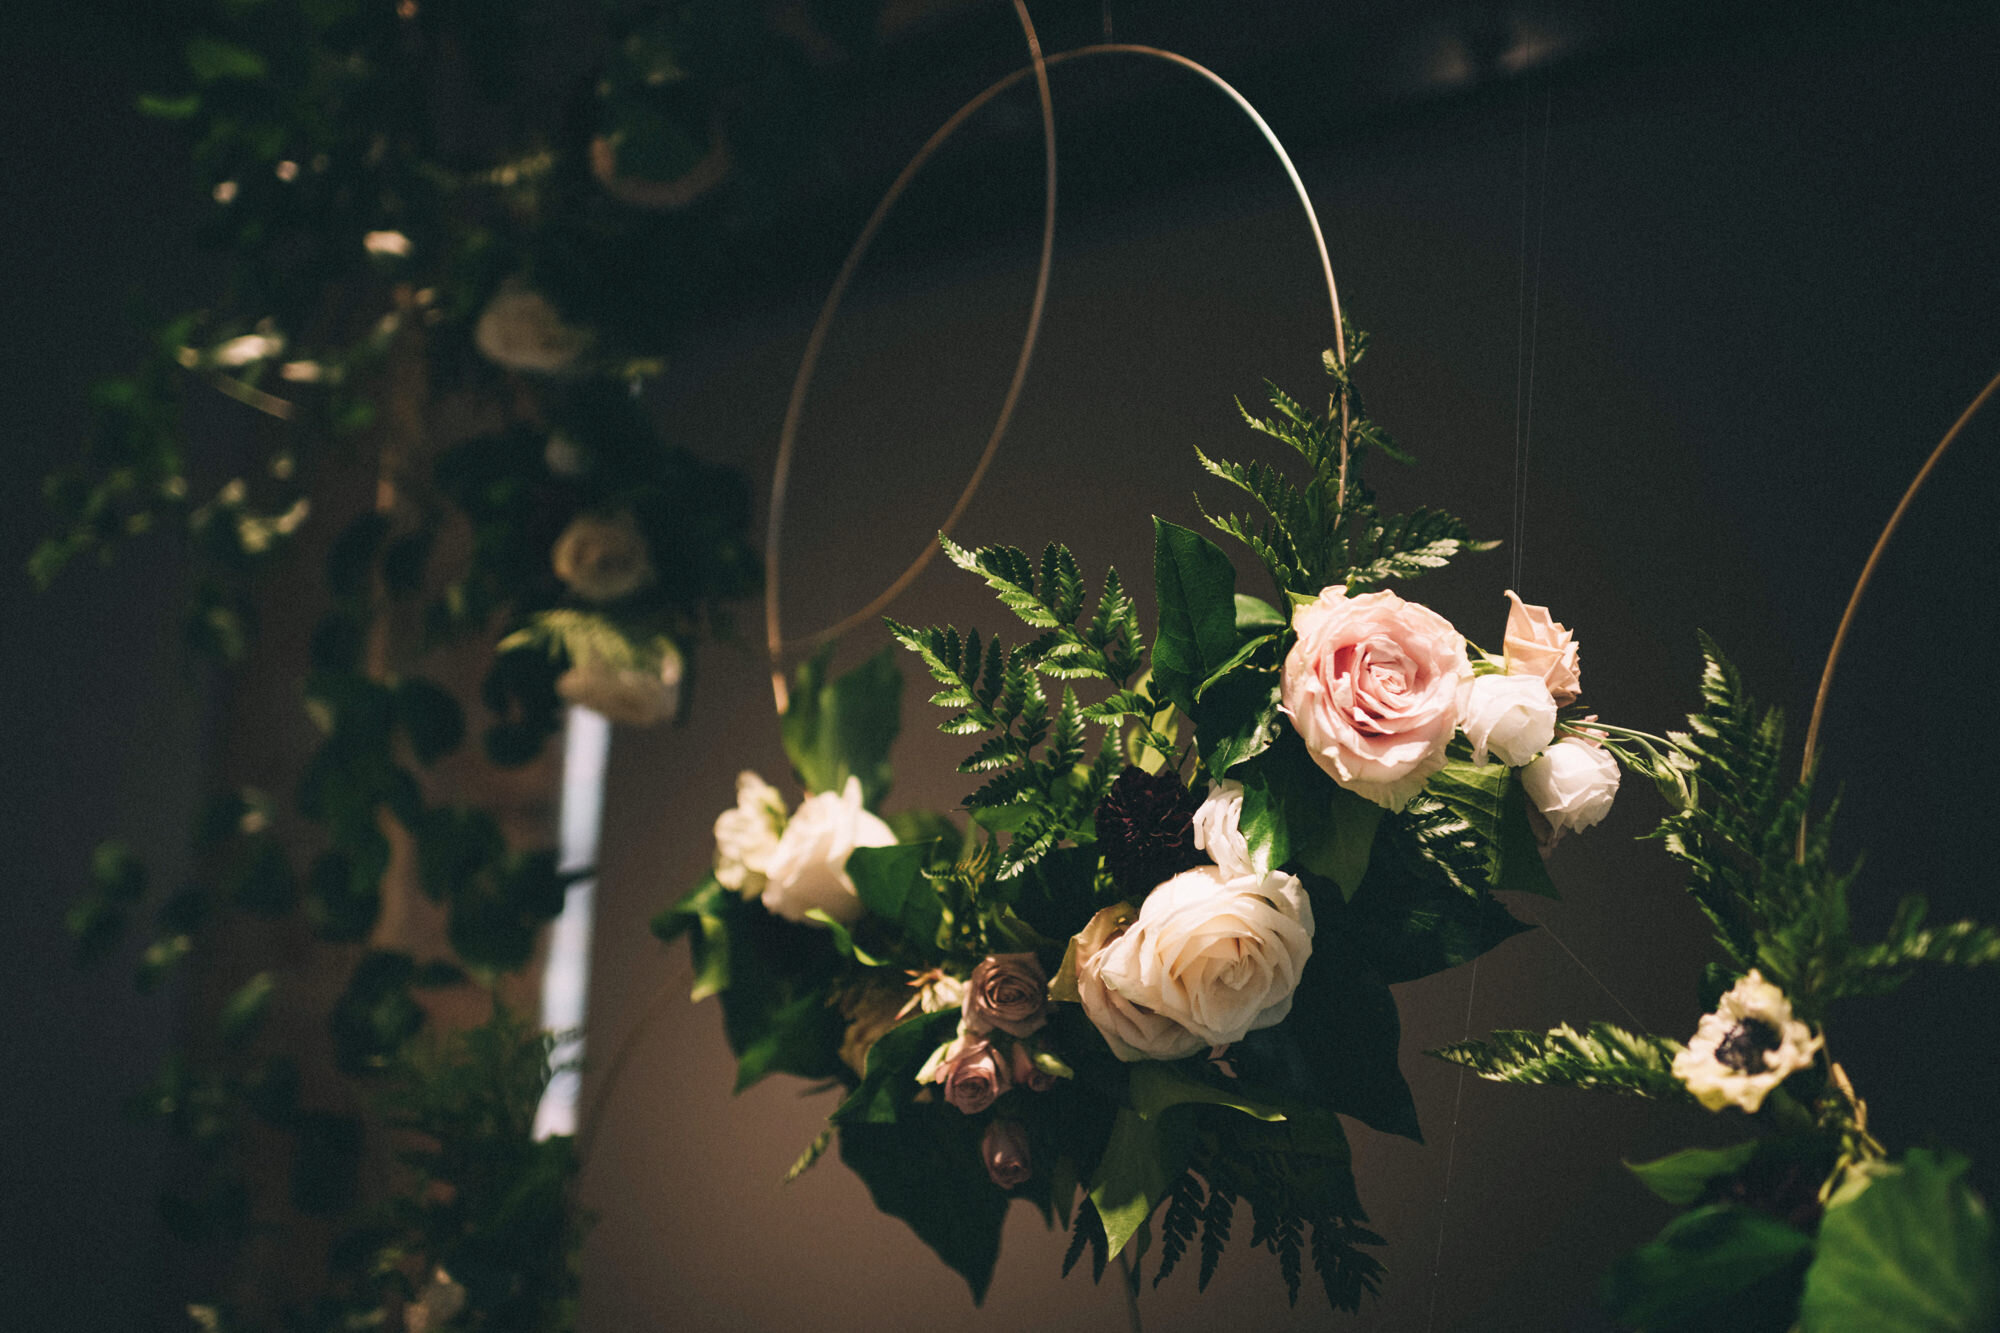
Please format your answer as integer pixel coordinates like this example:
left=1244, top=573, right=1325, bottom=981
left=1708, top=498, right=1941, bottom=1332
left=762, top=41, right=1348, bottom=705
left=1427, top=79, right=1552, bottom=1333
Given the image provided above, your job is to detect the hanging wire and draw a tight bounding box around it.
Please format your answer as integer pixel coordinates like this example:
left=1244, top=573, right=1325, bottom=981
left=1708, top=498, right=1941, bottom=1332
left=761, top=40, right=1349, bottom=709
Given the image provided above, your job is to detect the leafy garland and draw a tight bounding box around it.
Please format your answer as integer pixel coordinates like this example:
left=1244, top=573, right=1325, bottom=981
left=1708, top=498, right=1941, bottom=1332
left=1435, top=641, right=2000, bottom=1330
left=666, top=333, right=1632, bottom=1309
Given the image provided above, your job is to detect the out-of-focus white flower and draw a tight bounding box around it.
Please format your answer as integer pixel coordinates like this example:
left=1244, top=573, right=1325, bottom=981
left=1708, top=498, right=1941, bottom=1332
left=403, top=1267, right=467, bottom=1333
left=760, top=776, right=894, bottom=926
left=1520, top=735, right=1620, bottom=839
left=1460, top=673, right=1558, bottom=767
left=1672, top=970, right=1822, bottom=1112
left=275, top=160, right=300, bottom=182
left=1191, top=779, right=1254, bottom=878
left=473, top=277, right=591, bottom=374
left=364, top=229, right=413, bottom=257
left=556, top=640, right=683, bottom=727
left=212, top=180, right=239, bottom=204
left=550, top=512, right=653, bottom=602
left=714, top=771, right=786, bottom=897
left=279, top=360, right=326, bottom=383
left=213, top=333, right=285, bottom=367
left=543, top=432, right=585, bottom=477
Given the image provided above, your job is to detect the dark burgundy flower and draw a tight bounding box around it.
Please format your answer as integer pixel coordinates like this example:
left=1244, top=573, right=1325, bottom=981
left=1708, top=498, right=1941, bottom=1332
left=1094, top=767, right=1205, bottom=895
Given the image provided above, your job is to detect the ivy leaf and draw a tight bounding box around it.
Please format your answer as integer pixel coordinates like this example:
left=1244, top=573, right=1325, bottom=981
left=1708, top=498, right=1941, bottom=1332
left=1625, top=1142, right=1761, bottom=1206
left=1800, top=1149, right=2000, bottom=1332
left=1150, top=519, right=1240, bottom=714
left=1603, top=1204, right=1814, bottom=1332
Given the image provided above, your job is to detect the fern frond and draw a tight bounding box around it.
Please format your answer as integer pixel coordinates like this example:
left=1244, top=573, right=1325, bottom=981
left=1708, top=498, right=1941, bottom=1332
left=1430, top=1022, right=1689, bottom=1100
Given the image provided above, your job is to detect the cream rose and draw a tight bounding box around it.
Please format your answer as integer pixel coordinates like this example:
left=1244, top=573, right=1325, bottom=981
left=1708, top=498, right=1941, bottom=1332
left=551, top=512, right=654, bottom=602
left=1461, top=673, right=1558, bottom=767
left=1281, top=587, right=1473, bottom=811
left=1191, top=779, right=1255, bottom=878
left=1501, top=590, right=1581, bottom=705
left=556, top=641, right=682, bottom=727
left=760, top=776, right=895, bottom=926
left=1077, top=865, right=1315, bottom=1060
left=713, top=771, right=786, bottom=897
left=473, top=278, right=592, bottom=374
left=1672, top=970, right=1822, bottom=1112
left=1520, top=735, right=1619, bottom=837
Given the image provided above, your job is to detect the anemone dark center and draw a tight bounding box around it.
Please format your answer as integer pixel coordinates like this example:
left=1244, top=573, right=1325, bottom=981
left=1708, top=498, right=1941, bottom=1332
left=1714, top=1017, right=1781, bottom=1073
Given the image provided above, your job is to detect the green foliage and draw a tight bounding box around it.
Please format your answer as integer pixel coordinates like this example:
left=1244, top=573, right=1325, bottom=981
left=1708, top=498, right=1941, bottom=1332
left=1431, top=1022, right=1690, bottom=1100
left=1603, top=1204, right=1814, bottom=1332
left=841, top=1114, right=1009, bottom=1305
left=1194, top=341, right=1494, bottom=601
left=1625, top=1142, right=1762, bottom=1206
left=1150, top=519, right=1241, bottom=715
left=780, top=645, right=902, bottom=804
left=1799, top=1149, right=2000, bottom=1332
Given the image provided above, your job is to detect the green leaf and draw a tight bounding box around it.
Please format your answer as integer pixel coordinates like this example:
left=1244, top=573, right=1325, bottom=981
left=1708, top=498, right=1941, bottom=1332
left=1090, top=1106, right=1193, bottom=1259
left=186, top=36, right=268, bottom=83
left=1800, top=1149, right=2000, bottom=1332
left=1431, top=1022, right=1689, bottom=1100
left=137, top=92, right=201, bottom=119
left=1150, top=519, right=1241, bottom=714
left=841, top=1113, right=1009, bottom=1304
left=1604, top=1205, right=1814, bottom=1332
left=1306, top=786, right=1382, bottom=901
left=1234, top=593, right=1286, bottom=632
left=1626, top=1142, right=1761, bottom=1206
left=781, top=645, right=902, bottom=804
left=218, top=972, right=277, bottom=1047
left=1193, top=633, right=1276, bottom=702
left=846, top=842, right=943, bottom=959
left=833, top=1008, right=960, bottom=1126
left=733, top=991, right=848, bottom=1093
left=394, top=677, right=466, bottom=766
left=1127, top=1062, right=1286, bottom=1123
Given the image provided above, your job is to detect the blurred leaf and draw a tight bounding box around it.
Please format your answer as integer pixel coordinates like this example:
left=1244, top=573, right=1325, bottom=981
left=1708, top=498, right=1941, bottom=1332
left=1800, top=1149, right=2000, bottom=1332
left=395, top=676, right=466, bottom=766
left=185, top=36, right=268, bottom=83
left=1627, top=1142, right=1761, bottom=1206
left=1604, top=1205, right=1813, bottom=1332
left=218, top=972, right=277, bottom=1046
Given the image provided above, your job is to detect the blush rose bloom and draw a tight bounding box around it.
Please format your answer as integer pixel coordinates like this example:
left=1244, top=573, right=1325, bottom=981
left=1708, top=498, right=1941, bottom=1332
left=963, top=953, right=1049, bottom=1038
left=1460, top=673, right=1558, bottom=767
left=1191, top=779, right=1255, bottom=878
left=760, top=776, right=894, bottom=926
left=1076, top=865, right=1315, bottom=1061
left=551, top=512, right=655, bottom=602
left=1520, top=736, right=1620, bottom=838
left=981, top=1120, right=1033, bottom=1189
left=1281, top=587, right=1473, bottom=811
left=556, top=641, right=682, bottom=727
left=1501, top=590, right=1581, bottom=705
left=713, top=771, right=786, bottom=897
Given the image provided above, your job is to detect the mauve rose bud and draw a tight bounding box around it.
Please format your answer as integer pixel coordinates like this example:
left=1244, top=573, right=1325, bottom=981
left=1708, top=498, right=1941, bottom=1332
left=1008, top=1041, right=1057, bottom=1092
left=982, top=1121, right=1032, bottom=1189
left=941, top=1037, right=1012, bottom=1114
left=963, top=953, right=1049, bottom=1038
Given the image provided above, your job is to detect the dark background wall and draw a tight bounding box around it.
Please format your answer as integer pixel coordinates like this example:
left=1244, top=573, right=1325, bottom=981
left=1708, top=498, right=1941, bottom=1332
left=6, top=3, right=1997, bottom=1330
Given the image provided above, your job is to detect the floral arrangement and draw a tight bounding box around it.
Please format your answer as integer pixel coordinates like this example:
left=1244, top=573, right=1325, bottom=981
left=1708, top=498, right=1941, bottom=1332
left=663, top=336, right=1637, bottom=1308
left=1435, top=641, right=2000, bottom=1330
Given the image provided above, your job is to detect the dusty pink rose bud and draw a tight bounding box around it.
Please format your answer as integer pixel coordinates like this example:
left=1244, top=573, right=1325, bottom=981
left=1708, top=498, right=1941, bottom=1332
left=1502, top=590, right=1581, bottom=705
left=1008, top=1041, right=1057, bottom=1092
left=981, top=1120, right=1032, bottom=1189
left=1281, top=587, right=1473, bottom=811
left=963, top=953, right=1049, bottom=1038
left=940, top=1035, right=1011, bottom=1114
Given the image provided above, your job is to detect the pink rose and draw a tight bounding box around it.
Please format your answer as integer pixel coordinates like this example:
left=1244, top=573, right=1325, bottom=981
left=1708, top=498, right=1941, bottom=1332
left=963, top=953, right=1049, bottom=1038
left=1281, top=587, right=1473, bottom=811
left=1008, top=1041, right=1058, bottom=1092
left=938, top=1035, right=1011, bottom=1114
left=981, top=1121, right=1032, bottom=1189
left=1502, top=590, right=1581, bottom=705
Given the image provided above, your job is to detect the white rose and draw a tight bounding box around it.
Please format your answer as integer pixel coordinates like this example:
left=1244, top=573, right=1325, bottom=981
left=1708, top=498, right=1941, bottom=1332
left=363, top=229, right=413, bottom=258
left=1191, top=779, right=1255, bottom=878
left=1461, top=673, right=1558, bottom=767
left=1520, top=735, right=1619, bottom=837
left=1672, top=970, right=1822, bottom=1112
left=473, top=278, right=592, bottom=374
left=1077, top=865, right=1315, bottom=1060
left=402, top=1268, right=466, bottom=1333
left=556, top=642, right=682, bottom=727
left=761, top=776, right=895, bottom=926
left=714, top=771, right=786, bottom=896
left=551, top=512, right=654, bottom=602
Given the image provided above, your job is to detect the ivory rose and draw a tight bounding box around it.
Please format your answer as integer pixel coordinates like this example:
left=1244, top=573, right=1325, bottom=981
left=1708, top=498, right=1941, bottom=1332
left=551, top=512, right=654, bottom=602
left=963, top=953, right=1049, bottom=1038
left=556, top=641, right=682, bottom=727
left=1520, top=736, right=1619, bottom=837
left=1460, top=673, right=1558, bottom=767
left=981, top=1121, right=1033, bottom=1189
left=760, top=776, right=894, bottom=926
left=1281, top=587, right=1473, bottom=811
left=1076, top=865, right=1315, bottom=1060
left=1502, top=590, right=1581, bottom=704
left=713, top=771, right=785, bottom=897
left=1191, top=779, right=1254, bottom=878
left=1672, top=970, right=1822, bottom=1112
